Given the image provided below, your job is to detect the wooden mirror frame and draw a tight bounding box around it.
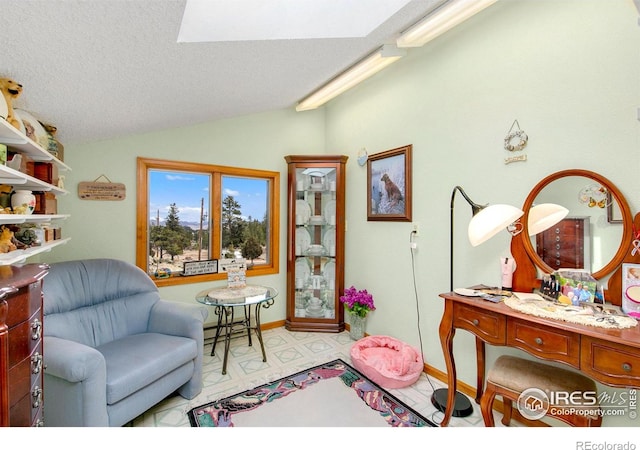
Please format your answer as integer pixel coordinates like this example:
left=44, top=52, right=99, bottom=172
left=511, top=169, right=634, bottom=299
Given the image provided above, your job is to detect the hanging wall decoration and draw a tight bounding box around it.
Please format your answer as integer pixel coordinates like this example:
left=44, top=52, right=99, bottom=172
left=367, top=145, right=412, bottom=222
left=504, top=119, right=528, bottom=164
left=577, top=184, right=609, bottom=209
left=78, top=175, right=126, bottom=200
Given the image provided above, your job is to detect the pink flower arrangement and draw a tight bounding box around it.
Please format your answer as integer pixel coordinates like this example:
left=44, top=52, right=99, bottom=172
left=339, top=286, right=375, bottom=318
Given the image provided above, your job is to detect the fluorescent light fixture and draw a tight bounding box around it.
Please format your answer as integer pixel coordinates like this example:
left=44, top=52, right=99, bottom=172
left=296, top=45, right=406, bottom=112
left=528, top=203, right=569, bottom=236
left=396, top=0, right=498, bottom=48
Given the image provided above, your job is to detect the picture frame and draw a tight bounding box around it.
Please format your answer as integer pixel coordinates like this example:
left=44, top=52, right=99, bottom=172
left=367, top=144, right=412, bottom=222
left=607, top=191, right=623, bottom=223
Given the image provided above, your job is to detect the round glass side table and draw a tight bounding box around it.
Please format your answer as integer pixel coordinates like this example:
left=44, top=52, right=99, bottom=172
left=195, top=285, right=277, bottom=374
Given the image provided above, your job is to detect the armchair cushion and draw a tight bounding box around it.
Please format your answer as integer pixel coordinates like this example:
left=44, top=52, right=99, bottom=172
left=98, top=333, right=196, bottom=404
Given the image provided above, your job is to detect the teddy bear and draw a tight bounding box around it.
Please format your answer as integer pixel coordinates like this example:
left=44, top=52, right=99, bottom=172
left=0, top=225, right=18, bottom=253
left=0, top=77, right=23, bottom=130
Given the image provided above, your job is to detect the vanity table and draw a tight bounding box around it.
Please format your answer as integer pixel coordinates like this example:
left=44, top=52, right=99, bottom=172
left=438, top=288, right=640, bottom=426
left=438, top=169, right=640, bottom=426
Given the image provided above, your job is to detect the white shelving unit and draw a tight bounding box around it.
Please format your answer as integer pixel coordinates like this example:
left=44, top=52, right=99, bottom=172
left=0, top=238, right=71, bottom=265
left=0, top=118, right=71, bottom=265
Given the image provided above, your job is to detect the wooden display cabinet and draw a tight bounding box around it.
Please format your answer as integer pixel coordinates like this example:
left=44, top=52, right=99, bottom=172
left=284, top=155, right=347, bottom=332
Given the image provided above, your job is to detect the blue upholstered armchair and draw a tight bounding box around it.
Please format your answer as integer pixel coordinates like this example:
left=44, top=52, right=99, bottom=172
left=42, top=258, right=208, bottom=427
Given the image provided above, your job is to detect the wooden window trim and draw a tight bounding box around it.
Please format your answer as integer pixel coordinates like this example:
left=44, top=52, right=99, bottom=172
left=136, top=157, right=280, bottom=287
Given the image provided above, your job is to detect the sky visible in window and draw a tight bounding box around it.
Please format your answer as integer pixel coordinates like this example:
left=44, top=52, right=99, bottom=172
left=149, top=170, right=267, bottom=225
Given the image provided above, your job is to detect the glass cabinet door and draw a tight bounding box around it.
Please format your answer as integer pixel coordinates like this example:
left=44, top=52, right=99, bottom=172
left=285, top=156, right=347, bottom=332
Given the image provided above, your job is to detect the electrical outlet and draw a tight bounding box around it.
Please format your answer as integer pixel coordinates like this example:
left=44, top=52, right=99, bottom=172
left=412, top=223, right=419, bottom=236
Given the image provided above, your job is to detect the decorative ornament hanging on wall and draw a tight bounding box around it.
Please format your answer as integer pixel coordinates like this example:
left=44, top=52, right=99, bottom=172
left=578, top=184, right=610, bottom=209
left=504, top=119, right=528, bottom=152
left=503, top=119, right=528, bottom=164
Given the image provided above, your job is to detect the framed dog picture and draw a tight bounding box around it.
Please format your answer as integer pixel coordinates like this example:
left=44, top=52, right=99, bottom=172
left=367, top=145, right=412, bottom=222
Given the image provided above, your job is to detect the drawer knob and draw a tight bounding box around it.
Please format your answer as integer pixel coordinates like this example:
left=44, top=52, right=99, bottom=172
left=622, top=363, right=632, bottom=372
left=31, top=318, right=42, bottom=340
left=473, top=319, right=480, bottom=326
left=535, top=337, right=543, bottom=345
left=31, top=352, right=43, bottom=374
left=32, top=386, right=42, bottom=409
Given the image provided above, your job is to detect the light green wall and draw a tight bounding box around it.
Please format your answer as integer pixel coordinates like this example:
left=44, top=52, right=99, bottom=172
left=40, top=0, right=639, bottom=426
left=44, top=107, right=326, bottom=325
left=323, top=0, right=640, bottom=426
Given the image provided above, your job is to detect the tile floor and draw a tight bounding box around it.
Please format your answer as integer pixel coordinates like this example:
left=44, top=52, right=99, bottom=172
left=131, top=326, right=502, bottom=427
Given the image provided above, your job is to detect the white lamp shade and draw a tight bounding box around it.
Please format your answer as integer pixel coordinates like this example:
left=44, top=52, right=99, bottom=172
left=468, top=204, right=524, bottom=247
left=528, top=203, right=569, bottom=236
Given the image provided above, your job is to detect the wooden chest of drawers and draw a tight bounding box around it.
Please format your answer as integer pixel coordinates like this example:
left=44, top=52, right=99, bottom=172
left=0, top=264, right=48, bottom=427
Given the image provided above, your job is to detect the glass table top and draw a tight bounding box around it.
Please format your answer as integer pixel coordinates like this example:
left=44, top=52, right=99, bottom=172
left=195, top=285, right=278, bottom=307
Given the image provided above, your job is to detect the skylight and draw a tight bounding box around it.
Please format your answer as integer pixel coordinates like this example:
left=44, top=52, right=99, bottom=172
left=178, top=0, right=412, bottom=42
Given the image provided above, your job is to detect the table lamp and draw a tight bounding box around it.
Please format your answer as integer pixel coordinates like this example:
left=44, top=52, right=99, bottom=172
left=432, top=186, right=524, bottom=418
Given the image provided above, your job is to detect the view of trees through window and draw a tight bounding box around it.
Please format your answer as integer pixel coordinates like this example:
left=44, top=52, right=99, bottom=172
left=137, top=158, right=279, bottom=286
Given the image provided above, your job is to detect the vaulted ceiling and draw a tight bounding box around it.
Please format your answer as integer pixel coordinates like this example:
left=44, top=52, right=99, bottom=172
left=0, top=0, right=444, bottom=146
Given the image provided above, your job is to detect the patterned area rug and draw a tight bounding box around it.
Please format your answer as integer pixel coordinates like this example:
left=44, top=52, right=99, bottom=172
left=187, top=359, right=435, bottom=427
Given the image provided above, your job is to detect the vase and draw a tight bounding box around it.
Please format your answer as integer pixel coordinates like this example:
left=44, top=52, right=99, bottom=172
left=11, top=190, right=36, bottom=215
left=349, top=313, right=366, bottom=340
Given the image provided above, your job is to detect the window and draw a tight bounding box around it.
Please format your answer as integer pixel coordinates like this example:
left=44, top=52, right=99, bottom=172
left=136, top=157, right=280, bottom=286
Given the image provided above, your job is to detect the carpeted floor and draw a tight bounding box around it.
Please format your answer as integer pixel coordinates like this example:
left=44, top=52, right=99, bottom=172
left=131, top=326, right=498, bottom=427
left=187, top=359, right=435, bottom=427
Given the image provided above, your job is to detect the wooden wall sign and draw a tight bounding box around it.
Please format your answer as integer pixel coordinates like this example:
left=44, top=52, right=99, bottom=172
left=78, top=175, right=126, bottom=201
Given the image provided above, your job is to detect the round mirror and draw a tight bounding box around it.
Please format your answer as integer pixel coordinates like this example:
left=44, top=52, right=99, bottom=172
left=522, top=169, right=633, bottom=280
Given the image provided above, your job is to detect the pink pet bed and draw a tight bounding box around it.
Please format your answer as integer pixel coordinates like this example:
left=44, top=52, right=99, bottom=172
left=350, top=335, right=424, bottom=389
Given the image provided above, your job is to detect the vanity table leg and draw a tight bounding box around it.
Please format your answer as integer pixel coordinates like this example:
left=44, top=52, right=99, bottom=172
left=438, top=300, right=457, bottom=427
left=475, top=337, right=486, bottom=404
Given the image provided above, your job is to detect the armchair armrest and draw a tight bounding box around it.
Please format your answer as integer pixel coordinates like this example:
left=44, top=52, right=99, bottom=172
left=148, top=299, right=208, bottom=339
left=148, top=300, right=208, bottom=400
left=44, top=336, right=106, bottom=382
left=43, top=336, right=109, bottom=426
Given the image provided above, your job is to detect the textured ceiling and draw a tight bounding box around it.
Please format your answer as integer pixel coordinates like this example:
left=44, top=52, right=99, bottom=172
left=0, top=0, right=444, bottom=146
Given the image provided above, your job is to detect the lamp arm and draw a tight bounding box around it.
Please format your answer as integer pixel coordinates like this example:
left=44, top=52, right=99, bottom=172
left=450, top=186, right=487, bottom=291
left=451, top=185, right=486, bottom=215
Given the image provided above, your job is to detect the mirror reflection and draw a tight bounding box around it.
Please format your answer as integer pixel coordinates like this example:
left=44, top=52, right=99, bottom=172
left=529, top=176, right=623, bottom=274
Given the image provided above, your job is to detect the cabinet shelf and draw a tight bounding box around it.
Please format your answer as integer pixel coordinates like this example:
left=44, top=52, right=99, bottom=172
left=0, top=118, right=70, bottom=171
left=0, top=117, right=71, bottom=265
left=0, top=238, right=71, bottom=265
left=0, top=214, right=69, bottom=224
left=0, top=164, right=68, bottom=195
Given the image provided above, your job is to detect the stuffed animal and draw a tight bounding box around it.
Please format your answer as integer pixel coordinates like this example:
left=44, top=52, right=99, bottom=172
left=40, top=121, right=64, bottom=160
left=0, top=77, right=23, bottom=130
left=0, top=225, right=17, bottom=253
